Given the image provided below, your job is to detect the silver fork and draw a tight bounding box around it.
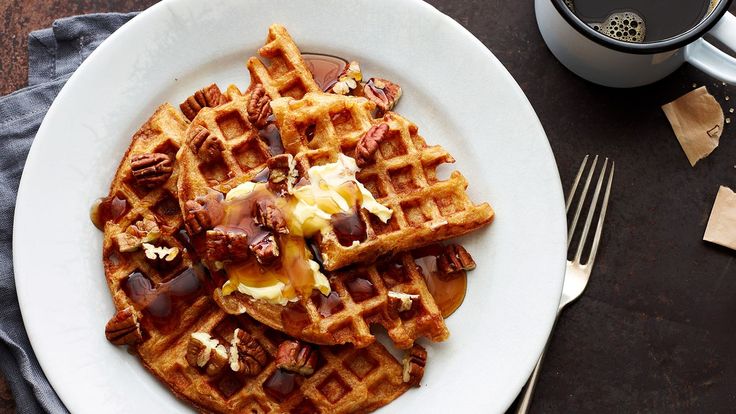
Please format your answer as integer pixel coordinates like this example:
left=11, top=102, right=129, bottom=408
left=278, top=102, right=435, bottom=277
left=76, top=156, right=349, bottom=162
left=515, top=155, right=615, bottom=414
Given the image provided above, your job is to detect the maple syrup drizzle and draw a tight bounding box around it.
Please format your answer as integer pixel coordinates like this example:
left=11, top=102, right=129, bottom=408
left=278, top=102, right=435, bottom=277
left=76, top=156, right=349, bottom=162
left=412, top=245, right=468, bottom=318
left=312, top=290, right=343, bottom=317
left=263, top=369, right=298, bottom=402
left=280, top=302, right=310, bottom=335
left=252, top=167, right=270, bottom=183
left=259, top=123, right=285, bottom=156
left=345, top=277, right=376, bottom=302
left=122, top=267, right=203, bottom=328
left=302, top=53, right=348, bottom=91
left=90, top=195, right=128, bottom=230
left=331, top=206, right=367, bottom=247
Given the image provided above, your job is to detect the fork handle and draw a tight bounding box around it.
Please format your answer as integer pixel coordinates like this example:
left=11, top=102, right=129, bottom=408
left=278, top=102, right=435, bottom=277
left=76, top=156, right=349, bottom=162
left=515, top=311, right=560, bottom=414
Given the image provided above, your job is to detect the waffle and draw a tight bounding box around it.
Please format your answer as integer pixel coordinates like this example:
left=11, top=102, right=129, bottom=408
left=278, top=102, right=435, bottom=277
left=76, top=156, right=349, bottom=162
left=215, top=250, right=449, bottom=349
left=271, top=92, right=494, bottom=270
left=99, top=106, right=410, bottom=413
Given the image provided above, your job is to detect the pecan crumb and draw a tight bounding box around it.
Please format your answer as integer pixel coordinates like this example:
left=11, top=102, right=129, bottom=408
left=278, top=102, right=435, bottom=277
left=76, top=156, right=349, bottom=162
left=186, top=332, right=228, bottom=376
left=388, top=291, right=420, bottom=316
left=105, top=307, right=143, bottom=346
left=229, top=328, right=268, bottom=376
left=355, top=123, right=389, bottom=167
left=437, top=244, right=476, bottom=276
left=130, top=153, right=173, bottom=188
left=266, top=154, right=295, bottom=194
left=115, top=218, right=160, bottom=252
left=188, top=125, right=224, bottom=162
left=247, top=84, right=272, bottom=128
left=205, top=229, right=250, bottom=262
left=402, top=344, right=427, bottom=387
left=275, top=340, right=318, bottom=376
left=180, top=83, right=227, bottom=121
left=363, top=78, right=402, bottom=117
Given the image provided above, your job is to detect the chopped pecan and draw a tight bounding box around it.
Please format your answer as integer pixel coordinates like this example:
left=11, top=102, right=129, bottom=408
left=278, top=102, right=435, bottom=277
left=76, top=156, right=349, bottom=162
left=355, top=123, right=389, bottom=167
left=436, top=244, right=476, bottom=276
left=115, top=218, right=161, bottom=252
left=266, top=154, right=295, bottom=194
left=247, top=84, right=272, bottom=128
left=364, top=78, right=402, bottom=117
left=186, top=332, right=229, bottom=376
left=255, top=199, right=289, bottom=234
left=250, top=233, right=280, bottom=265
left=180, top=83, right=227, bottom=121
left=402, top=344, right=427, bottom=387
left=229, top=328, right=268, bottom=376
left=387, top=291, right=420, bottom=317
left=184, top=193, right=224, bottom=236
left=105, top=307, right=143, bottom=346
left=130, top=153, right=173, bottom=188
left=331, top=61, right=362, bottom=95
left=188, top=125, right=224, bottom=162
left=205, top=229, right=250, bottom=262
left=275, top=340, right=318, bottom=376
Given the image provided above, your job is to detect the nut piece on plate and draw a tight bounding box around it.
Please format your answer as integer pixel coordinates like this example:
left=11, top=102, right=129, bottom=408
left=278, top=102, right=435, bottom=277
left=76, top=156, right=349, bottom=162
left=355, top=123, right=389, bottom=167
left=105, top=306, right=143, bottom=346
left=331, top=61, right=362, bottom=95
left=186, top=332, right=229, bottom=376
left=247, top=84, right=272, bottom=128
left=437, top=244, right=476, bottom=276
left=363, top=78, right=402, bottom=117
left=229, top=328, right=268, bottom=376
left=402, top=343, right=427, bottom=387
left=387, top=291, right=420, bottom=316
left=250, top=233, right=280, bottom=265
left=188, top=125, right=224, bottom=162
left=275, top=340, right=318, bottom=376
left=180, top=83, right=227, bottom=121
left=130, top=153, right=173, bottom=189
left=205, top=229, right=250, bottom=262
left=266, top=154, right=296, bottom=194
left=115, top=218, right=161, bottom=252
left=255, top=199, right=289, bottom=235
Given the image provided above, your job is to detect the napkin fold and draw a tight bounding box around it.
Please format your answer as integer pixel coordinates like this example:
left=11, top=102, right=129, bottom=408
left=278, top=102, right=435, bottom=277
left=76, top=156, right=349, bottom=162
left=704, top=186, right=736, bottom=251
left=0, top=12, right=137, bottom=414
left=661, top=86, right=725, bottom=167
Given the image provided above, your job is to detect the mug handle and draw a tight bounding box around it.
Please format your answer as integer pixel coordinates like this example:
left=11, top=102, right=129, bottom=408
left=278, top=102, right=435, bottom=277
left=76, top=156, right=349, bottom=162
left=685, top=12, right=736, bottom=84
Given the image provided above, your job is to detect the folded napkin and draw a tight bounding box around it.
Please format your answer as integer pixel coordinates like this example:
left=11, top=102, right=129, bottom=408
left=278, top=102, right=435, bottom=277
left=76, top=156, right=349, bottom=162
left=0, top=13, right=137, bottom=414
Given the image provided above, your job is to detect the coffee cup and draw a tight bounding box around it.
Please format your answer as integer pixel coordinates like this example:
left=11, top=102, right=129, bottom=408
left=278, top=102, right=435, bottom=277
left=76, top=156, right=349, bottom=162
left=536, top=0, right=736, bottom=87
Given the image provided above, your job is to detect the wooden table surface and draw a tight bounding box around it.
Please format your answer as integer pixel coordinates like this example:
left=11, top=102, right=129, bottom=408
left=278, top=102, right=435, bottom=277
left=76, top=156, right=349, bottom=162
left=3, top=1, right=736, bottom=413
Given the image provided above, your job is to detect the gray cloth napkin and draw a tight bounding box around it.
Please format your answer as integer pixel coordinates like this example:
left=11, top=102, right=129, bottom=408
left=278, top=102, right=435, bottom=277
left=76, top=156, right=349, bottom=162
left=0, top=12, right=138, bottom=414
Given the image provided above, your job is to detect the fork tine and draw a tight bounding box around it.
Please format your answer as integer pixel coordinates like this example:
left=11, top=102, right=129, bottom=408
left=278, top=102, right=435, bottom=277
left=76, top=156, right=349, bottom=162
left=566, top=155, right=589, bottom=213
left=574, top=158, right=608, bottom=263
left=585, top=161, right=614, bottom=267
left=568, top=155, right=598, bottom=247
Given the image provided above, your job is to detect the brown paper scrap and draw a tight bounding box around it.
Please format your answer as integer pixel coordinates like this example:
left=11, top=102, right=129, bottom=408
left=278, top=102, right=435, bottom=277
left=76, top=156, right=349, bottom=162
left=703, top=186, right=736, bottom=251
left=662, top=86, right=724, bottom=167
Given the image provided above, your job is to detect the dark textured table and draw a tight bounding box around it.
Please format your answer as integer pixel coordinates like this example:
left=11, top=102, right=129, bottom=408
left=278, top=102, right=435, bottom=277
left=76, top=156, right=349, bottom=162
left=2, top=1, right=736, bottom=413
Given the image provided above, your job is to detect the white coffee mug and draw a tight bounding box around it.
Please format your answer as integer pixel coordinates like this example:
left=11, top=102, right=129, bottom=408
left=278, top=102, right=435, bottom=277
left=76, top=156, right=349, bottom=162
left=536, top=0, right=736, bottom=87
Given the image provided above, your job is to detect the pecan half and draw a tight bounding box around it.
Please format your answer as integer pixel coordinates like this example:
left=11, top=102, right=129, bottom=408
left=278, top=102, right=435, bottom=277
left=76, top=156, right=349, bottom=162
left=355, top=123, right=389, bottom=167
left=105, top=307, right=143, bottom=346
left=255, top=199, right=288, bottom=235
left=250, top=233, right=280, bottom=265
left=130, top=153, right=173, bottom=188
left=402, top=344, right=427, bottom=387
left=436, top=244, right=476, bottom=276
left=247, top=84, right=272, bottom=128
left=275, top=340, right=318, bottom=376
left=180, top=83, right=227, bottom=121
left=186, top=332, right=229, bottom=376
left=188, top=125, right=224, bottom=162
left=205, top=229, right=250, bottom=262
left=363, top=78, right=402, bottom=117
left=266, top=154, right=295, bottom=194
left=229, top=328, right=268, bottom=376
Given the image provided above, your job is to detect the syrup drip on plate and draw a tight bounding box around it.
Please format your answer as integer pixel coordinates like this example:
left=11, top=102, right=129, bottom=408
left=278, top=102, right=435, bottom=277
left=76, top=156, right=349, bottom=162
left=302, top=53, right=348, bottom=91
left=90, top=195, right=128, bottom=230
left=412, top=245, right=468, bottom=318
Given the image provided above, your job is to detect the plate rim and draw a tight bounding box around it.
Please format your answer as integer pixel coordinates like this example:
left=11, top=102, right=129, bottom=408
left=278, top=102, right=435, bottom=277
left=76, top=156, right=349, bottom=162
left=13, top=0, right=566, bottom=412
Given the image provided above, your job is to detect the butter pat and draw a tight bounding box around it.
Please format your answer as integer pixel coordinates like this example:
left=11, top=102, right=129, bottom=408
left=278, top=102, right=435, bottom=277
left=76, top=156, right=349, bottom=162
left=703, top=186, right=736, bottom=250
left=232, top=280, right=291, bottom=306
left=226, top=181, right=259, bottom=201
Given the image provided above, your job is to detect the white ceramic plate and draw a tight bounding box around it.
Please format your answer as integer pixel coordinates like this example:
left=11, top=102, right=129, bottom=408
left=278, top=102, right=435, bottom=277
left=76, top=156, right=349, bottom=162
left=14, top=0, right=566, bottom=412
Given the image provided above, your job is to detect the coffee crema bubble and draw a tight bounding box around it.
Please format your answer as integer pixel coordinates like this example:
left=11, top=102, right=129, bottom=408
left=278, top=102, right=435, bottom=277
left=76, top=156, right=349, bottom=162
left=590, top=11, right=646, bottom=43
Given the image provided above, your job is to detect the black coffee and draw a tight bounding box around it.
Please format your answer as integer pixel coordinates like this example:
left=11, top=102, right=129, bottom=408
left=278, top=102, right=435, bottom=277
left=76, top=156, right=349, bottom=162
left=564, top=0, right=718, bottom=43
